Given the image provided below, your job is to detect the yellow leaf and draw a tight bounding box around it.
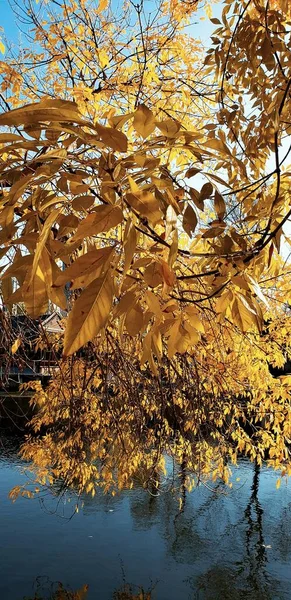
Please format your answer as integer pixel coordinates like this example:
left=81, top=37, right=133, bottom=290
left=199, top=182, right=213, bottom=201
left=63, top=270, right=114, bottom=355
left=114, top=290, right=136, bottom=317
left=184, top=321, right=199, bottom=345
left=124, top=220, right=137, bottom=274
left=71, top=205, right=123, bottom=242
left=204, top=137, right=230, bottom=156
left=30, top=208, right=61, bottom=285
left=125, top=302, right=144, bottom=336
left=167, top=319, right=180, bottom=358
left=141, top=331, right=158, bottom=376
left=32, top=148, right=67, bottom=162
left=23, top=266, right=49, bottom=318
left=0, top=41, right=5, bottom=55
left=277, top=375, right=291, bottom=386
left=144, top=290, right=162, bottom=318
left=133, top=104, right=156, bottom=139
left=231, top=296, right=259, bottom=333
left=0, top=205, right=14, bottom=228
left=168, top=230, right=178, bottom=268
left=11, top=338, right=21, bottom=354
left=0, top=99, right=84, bottom=127
left=39, top=248, right=67, bottom=311
left=126, top=189, right=162, bottom=226
left=0, top=133, right=23, bottom=142
left=128, top=176, right=140, bottom=194
left=205, top=4, right=212, bottom=18
left=156, top=119, right=181, bottom=137
left=8, top=174, right=36, bottom=204
left=54, top=247, right=114, bottom=289
left=214, top=190, right=226, bottom=220
left=97, top=0, right=108, bottom=13
left=98, top=48, right=108, bottom=69
left=185, top=308, right=204, bottom=333
left=276, top=479, right=281, bottom=489
left=160, top=260, right=176, bottom=287
left=216, top=290, right=232, bottom=314
left=247, top=275, right=269, bottom=308
left=144, top=262, right=163, bottom=288
left=94, top=122, right=127, bottom=152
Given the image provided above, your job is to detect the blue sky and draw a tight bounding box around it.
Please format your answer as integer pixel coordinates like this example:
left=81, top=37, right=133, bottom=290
left=1, top=0, right=20, bottom=42
left=0, top=0, right=221, bottom=48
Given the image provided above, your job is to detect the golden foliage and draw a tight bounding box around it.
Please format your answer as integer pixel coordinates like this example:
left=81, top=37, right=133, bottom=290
left=1, top=0, right=291, bottom=496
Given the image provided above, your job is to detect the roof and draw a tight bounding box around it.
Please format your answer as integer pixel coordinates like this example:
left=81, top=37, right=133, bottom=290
left=2, top=311, right=63, bottom=343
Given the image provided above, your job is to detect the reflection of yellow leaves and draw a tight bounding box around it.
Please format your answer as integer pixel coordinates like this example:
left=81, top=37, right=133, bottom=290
left=76, top=584, right=89, bottom=600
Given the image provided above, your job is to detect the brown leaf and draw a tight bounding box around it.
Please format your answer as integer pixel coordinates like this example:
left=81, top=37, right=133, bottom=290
left=183, top=204, right=198, bottom=237
left=199, top=182, right=213, bottom=201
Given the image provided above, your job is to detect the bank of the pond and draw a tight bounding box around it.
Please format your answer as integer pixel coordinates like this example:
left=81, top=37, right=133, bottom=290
left=0, top=437, right=291, bottom=600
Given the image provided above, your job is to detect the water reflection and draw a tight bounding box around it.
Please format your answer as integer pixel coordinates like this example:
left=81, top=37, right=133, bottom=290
left=0, top=439, right=290, bottom=600
left=126, top=462, right=290, bottom=598
left=83, top=460, right=291, bottom=598
left=190, top=463, right=285, bottom=600
left=0, top=434, right=23, bottom=465
left=243, top=462, right=269, bottom=594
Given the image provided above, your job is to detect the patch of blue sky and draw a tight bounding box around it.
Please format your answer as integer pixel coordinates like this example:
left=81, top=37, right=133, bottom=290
left=0, top=0, right=221, bottom=47
left=1, top=1, right=20, bottom=44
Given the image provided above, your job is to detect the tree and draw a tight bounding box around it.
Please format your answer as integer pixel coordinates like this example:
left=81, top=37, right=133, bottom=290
left=2, top=0, right=291, bottom=499
left=0, top=0, right=206, bottom=122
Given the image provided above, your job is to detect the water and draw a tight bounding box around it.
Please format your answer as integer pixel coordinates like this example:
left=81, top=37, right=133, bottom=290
left=1, top=437, right=291, bottom=600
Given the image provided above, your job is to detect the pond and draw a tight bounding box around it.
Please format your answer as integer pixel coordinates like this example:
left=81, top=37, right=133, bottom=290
left=0, top=435, right=291, bottom=600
